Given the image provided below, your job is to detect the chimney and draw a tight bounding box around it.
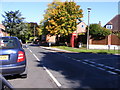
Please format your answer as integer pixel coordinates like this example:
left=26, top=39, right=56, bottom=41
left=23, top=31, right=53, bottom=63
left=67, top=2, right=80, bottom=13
left=99, top=21, right=101, bottom=26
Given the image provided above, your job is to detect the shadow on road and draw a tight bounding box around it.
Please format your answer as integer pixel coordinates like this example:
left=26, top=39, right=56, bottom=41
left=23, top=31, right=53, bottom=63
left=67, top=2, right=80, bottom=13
left=35, top=47, right=120, bottom=89
left=4, top=75, right=27, bottom=80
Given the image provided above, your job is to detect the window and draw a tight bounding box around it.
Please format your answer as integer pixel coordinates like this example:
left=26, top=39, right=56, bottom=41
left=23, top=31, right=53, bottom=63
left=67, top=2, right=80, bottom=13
left=0, top=38, right=17, bottom=49
left=106, top=25, right=113, bottom=29
left=81, top=25, right=84, bottom=28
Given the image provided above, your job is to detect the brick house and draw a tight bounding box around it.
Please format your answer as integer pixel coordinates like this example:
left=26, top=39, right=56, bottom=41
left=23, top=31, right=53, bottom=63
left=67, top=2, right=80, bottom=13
left=104, top=14, right=120, bottom=45
left=70, top=21, right=87, bottom=47
left=0, top=24, right=8, bottom=37
left=104, top=14, right=120, bottom=33
left=46, top=34, right=56, bottom=44
left=89, top=14, right=120, bottom=49
left=74, top=22, right=87, bottom=34
left=42, top=21, right=87, bottom=47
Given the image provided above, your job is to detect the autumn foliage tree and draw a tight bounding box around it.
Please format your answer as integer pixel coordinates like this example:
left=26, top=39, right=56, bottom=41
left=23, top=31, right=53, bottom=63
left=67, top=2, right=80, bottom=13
left=41, top=1, right=83, bottom=36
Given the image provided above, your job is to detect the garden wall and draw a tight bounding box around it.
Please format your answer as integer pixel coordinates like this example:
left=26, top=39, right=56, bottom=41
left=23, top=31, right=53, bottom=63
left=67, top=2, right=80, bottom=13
left=90, top=35, right=120, bottom=45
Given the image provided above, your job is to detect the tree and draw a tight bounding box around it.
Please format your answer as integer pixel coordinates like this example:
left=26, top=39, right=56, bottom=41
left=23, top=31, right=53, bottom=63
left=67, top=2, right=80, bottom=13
left=41, top=1, right=83, bottom=36
left=2, top=10, right=31, bottom=43
left=89, top=24, right=111, bottom=40
left=2, top=10, right=26, bottom=36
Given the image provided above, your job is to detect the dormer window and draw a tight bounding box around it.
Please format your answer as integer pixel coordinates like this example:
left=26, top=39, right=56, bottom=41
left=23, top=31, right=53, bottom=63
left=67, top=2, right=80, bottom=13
left=106, top=25, right=113, bottom=29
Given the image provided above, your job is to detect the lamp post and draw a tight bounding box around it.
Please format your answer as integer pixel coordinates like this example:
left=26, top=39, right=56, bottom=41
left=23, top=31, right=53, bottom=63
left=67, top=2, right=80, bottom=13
left=87, top=8, right=91, bottom=50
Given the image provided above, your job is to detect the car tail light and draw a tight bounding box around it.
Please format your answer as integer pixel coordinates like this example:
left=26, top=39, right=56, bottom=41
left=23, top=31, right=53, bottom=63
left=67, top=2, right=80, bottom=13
left=17, top=51, right=25, bottom=62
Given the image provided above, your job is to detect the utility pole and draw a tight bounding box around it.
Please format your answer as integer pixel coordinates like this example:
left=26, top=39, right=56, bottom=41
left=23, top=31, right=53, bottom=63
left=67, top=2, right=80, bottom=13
left=34, top=24, right=35, bottom=41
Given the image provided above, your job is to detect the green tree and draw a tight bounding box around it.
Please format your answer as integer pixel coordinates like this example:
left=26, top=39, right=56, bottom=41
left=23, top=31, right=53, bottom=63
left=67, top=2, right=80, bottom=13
left=27, top=23, right=39, bottom=38
left=2, top=10, right=26, bottom=36
left=41, top=1, right=83, bottom=36
left=2, top=10, right=31, bottom=43
left=89, top=24, right=111, bottom=40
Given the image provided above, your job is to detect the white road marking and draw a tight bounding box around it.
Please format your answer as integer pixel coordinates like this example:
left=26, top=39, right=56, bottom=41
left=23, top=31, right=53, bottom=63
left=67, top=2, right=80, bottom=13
left=29, top=49, right=32, bottom=53
left=43, top=66, right=62, bottom=87
left=89, top=61, right=95, bottom=64
left=72, top=58, right=77, bottom=60
left=76, top=60, right=81, bottom=62
left=96, top=67, right=105, bottom=71
left=107, top=67, right=115, bottom=70
left=115, top=69, right=120, bottom=72
left=41, top=49, right=120, bottom=76
left=107, top=71, right=118, bottom=75
left=82, top=62, right=88, bottom=64
left=56, top=53, right=120, bottom=75
left=33, top=54, right=40, bottom=61
left=84, top=59, right=89, bottom=61
left=42, top=48, right=120, bottom=75
left=98, top=64, right=104, bottom=66
left=27, top=47, right=62, bottom=87
left=89, top=64, right=96, bottom=67
left=27, top=48, right=32, bottom=53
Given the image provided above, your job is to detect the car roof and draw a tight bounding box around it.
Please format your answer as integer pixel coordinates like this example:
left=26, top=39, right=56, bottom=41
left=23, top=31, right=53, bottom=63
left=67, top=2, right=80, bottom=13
left=0, top=36, right=18, bottom=39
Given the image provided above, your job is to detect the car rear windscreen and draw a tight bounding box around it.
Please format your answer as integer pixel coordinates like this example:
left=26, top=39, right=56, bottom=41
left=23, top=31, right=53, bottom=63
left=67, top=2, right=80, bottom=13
left=0, top=38, right=18, bottom=49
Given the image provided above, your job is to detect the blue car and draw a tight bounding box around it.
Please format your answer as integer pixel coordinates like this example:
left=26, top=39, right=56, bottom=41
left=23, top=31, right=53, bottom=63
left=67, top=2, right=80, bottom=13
left=0, top=36, right=27, bottom=77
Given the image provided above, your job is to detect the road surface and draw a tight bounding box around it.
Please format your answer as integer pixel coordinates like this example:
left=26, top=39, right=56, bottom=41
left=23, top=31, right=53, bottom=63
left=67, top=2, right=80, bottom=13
left=7, top=44, right=120, bottom=89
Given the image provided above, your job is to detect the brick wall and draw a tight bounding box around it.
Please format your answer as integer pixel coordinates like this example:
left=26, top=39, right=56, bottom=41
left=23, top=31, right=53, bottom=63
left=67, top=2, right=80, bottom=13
left=90, top=35, right=120, bottom=45
left=90, top=37, right=108, bottom=45
left=111, top=35, right=120, bottom=45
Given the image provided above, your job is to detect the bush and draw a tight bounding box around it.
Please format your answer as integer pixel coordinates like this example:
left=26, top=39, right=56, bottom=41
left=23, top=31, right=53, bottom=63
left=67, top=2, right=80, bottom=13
left=88, top=24, right=111, bottom=40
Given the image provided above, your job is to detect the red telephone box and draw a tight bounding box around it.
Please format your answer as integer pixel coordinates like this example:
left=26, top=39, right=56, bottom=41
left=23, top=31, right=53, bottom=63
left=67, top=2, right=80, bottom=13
left=70, top=33, right=77, bottom=48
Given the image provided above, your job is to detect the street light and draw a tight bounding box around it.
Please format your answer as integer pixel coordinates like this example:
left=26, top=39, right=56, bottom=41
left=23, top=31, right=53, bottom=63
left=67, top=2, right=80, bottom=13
left=87, top=8, right=91, bottom=49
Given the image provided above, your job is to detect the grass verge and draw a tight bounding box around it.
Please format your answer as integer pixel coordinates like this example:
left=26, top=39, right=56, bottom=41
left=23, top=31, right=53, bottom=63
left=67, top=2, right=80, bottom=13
left=53, top=46, right=120, bottom=54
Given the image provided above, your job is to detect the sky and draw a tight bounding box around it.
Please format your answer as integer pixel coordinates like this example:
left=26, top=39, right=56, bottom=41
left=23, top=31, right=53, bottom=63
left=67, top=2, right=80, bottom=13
left=0, top=0, right=119, bottom=26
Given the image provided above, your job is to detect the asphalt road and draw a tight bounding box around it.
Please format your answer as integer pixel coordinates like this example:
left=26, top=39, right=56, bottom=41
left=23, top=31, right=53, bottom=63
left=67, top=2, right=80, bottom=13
left=7, top=44, right=120, bottom=89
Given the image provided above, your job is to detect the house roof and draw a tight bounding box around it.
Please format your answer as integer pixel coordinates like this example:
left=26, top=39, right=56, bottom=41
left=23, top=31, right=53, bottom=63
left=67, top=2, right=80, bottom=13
left=0, top=24, right=5, bottom=30
left=104, top=14, right=120, bottom=32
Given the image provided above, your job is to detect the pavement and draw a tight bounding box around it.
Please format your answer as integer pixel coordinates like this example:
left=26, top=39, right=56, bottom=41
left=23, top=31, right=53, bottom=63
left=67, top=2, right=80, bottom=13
left=40, top=46, right=72, bottom=53
left=40, top=46, right=120, bottom=55
left=24, top=44, right=119, bottom=55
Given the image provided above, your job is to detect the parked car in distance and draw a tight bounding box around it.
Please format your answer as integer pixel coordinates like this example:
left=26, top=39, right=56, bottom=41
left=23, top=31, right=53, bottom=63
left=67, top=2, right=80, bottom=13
left=0, top=36, right=27, bottom=78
